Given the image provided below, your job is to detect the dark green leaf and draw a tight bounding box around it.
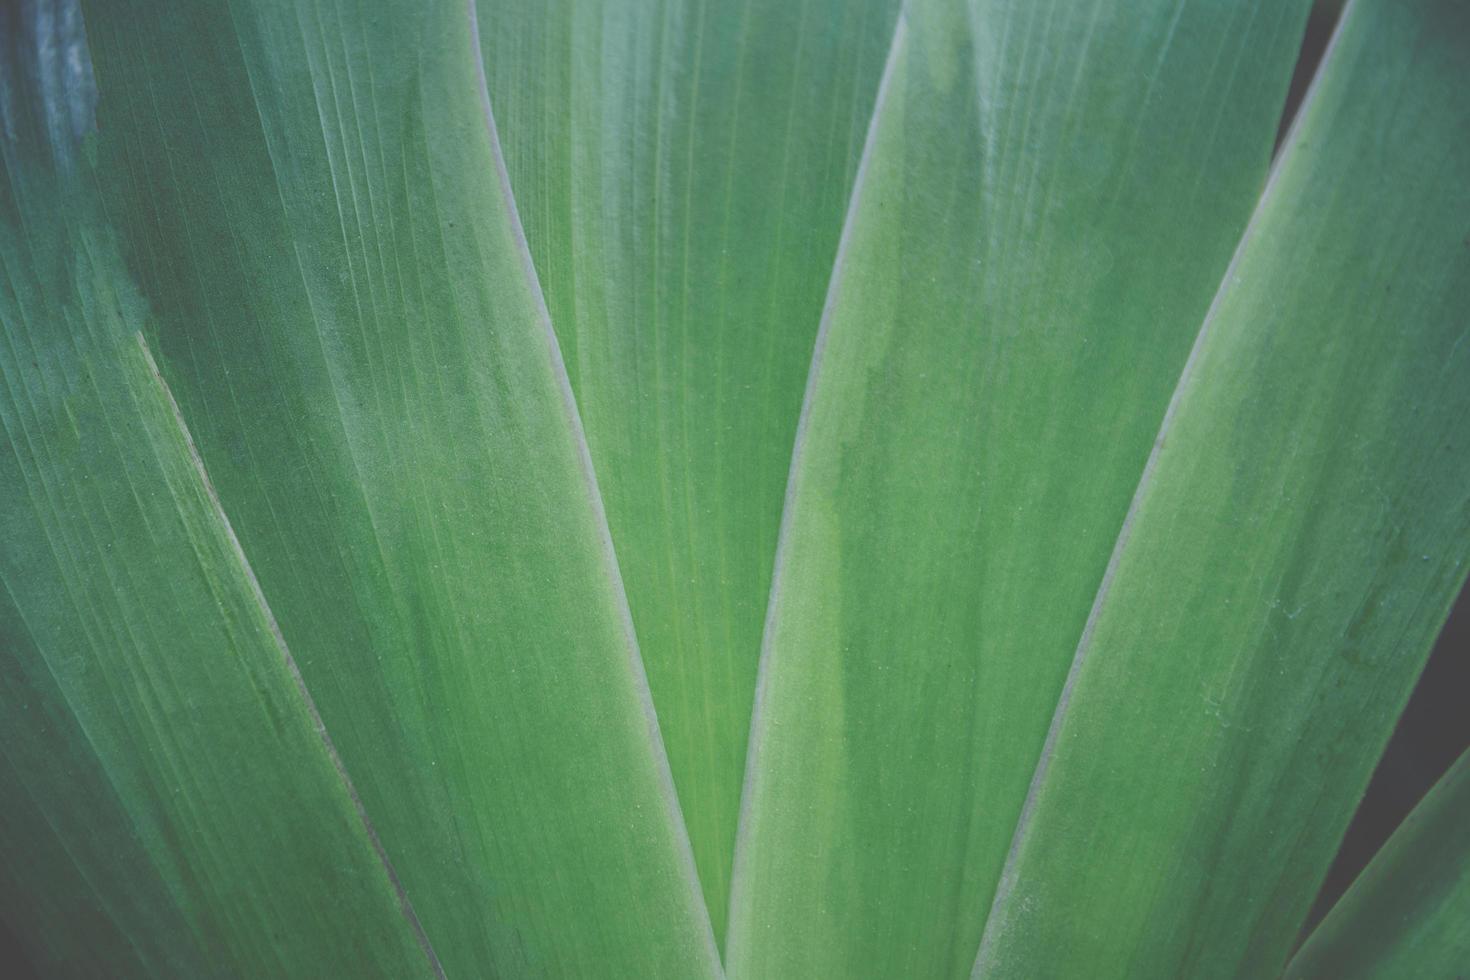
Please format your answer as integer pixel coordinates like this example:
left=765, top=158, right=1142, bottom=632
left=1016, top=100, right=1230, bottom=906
left=727, top=0, right=1310, bottom=975
left=974, top=0, right=1470, bottom=973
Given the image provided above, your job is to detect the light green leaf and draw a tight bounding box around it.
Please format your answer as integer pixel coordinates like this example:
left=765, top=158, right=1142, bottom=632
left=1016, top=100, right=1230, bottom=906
left=0, top=19, right=434, bottom=972
left=35, top=0, right=721, bottom=974
left=476, top=0, right=901, bottom=936
left=973, top=0, right=1470, bottom=974
left=1288, top=746, right=1470, bottom=979
left=726, top=0, right=1310, bottom=975
left=7, top=0, right=1468, bottom=975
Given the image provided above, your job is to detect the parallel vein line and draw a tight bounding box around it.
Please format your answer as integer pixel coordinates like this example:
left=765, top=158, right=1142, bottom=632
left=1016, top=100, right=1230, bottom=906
left=725, top=6, right=909, bottom=928
left=132, top=329, right=446, bottom=980
left=462, top=0, right=723, bottom=969
left=968, top=3, right=1361, bottom=971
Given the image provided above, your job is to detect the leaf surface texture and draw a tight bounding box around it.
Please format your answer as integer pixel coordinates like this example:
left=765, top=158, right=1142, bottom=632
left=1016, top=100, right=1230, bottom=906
left=974, top=0, right=1470, bottom=973
left=727, top=1, right=1309, bottom=975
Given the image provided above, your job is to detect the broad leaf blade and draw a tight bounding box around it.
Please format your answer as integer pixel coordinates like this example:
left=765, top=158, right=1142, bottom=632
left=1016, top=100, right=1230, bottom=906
left=0, top=23, right=433, bottom=972
left=974, top=0, right=1470, bottom=974
left=1288, top=747, right=1470, bottom=979
left=726, top=0, right=1309, bottom=975
left=0, top=327, right=431, bottom=978
left=72, top=0, right=719, bottom=974
left=475, top=0, right=901, bottom=935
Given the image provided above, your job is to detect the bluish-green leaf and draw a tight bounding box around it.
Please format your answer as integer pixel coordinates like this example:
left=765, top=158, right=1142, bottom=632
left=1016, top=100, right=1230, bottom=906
left=476, top=0, right=901, bottom=936
left=974, top=0, right=1470, bottom=974
left=19, top=0, right=723, bottom=973
left=0, top=16, right=435, bottom=969
left=726, top=0, right=1310, bottom=975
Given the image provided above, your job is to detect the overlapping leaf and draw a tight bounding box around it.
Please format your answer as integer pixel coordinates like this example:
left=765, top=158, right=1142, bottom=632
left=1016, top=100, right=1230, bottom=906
left=0, top=12, right=433, bottom=972
left=2, top=0, right=720, bottom=974
left=3, top=0, right=1468, bottom=975
left=975, top=0, right=1470, bottom=973
left=726, top=0, right=1310, bottom=975
left=475, top=0, right=902, bottom=934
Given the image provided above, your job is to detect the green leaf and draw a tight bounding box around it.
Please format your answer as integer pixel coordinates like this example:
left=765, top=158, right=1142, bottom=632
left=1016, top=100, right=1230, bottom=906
left=8, top=0, right=1469, bottom=975
left=15, top=0, right=722, bottom=974
left=0, top=20, right=433, bottom=971
left=1288, top=746, right=1470, bottom=979
left=475, top=0, right=902, bottom=936
left=726, top=0, right=1310, bottom=975
left=0, top=262, right=434, bottom=979
left=973, top=0, right=1470, bottom=974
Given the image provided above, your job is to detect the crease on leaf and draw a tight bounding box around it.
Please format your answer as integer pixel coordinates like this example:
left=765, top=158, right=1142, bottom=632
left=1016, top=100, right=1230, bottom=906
left=726, top=7, right=911, bottom=934
left=970, top=2, right=1363, bottom=966
left=462, top=0, right=721, bottom=964
left=131, top=328, right=447, bottom=979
